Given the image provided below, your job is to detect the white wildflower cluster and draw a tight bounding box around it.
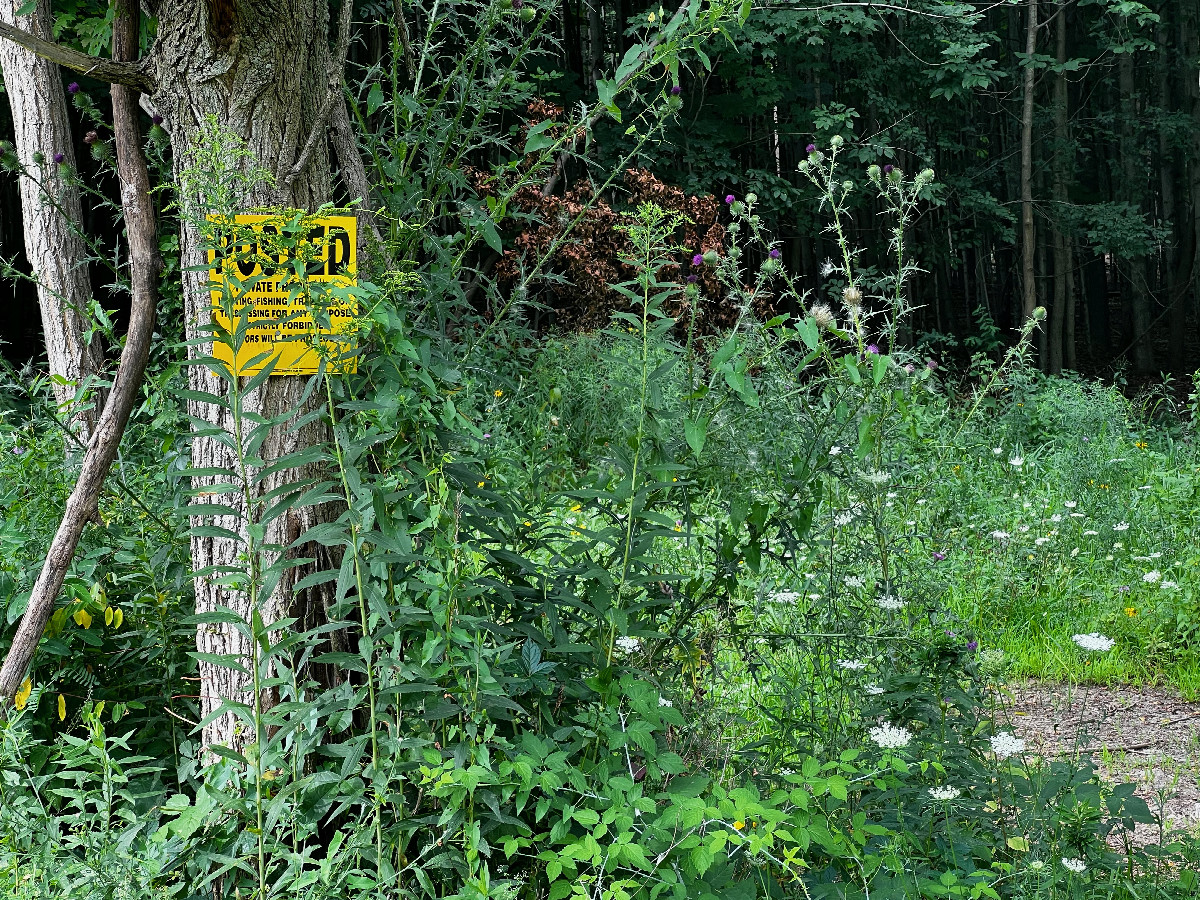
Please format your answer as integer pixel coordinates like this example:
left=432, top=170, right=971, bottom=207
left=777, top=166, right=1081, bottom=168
left=1061, top=858, right=1087, bottom=874
left=658, top=696, right=673, bottom=708
left=859, top=469, right=891, bottom=486
left=876, top=595, right=906, bottom=611
left=869, top=722, right=912, bottom=750
left=1142, top=571, right=1161, bottom=584
left=844, top=575, right=867, bottom=589
left=833, top=509, right=856, bottom=527
left=615, top=636, right=641, bottom=654
left=990, top=530, right=1010, bottom=541
left=769, top=591, right=800, bottom=604
left=1113, top=522, right=1129, bottom=531
left=864, top=683, right=885, bottom=695
left=927, top=786, right=961, bottom=801
left=989, top=731, right=1025, bottom=759
left=1009, top=456, right=1024, bottom=468
left=838, top=659, right=867, bottom=671
left=1071, top=633, right=1114, bottom=652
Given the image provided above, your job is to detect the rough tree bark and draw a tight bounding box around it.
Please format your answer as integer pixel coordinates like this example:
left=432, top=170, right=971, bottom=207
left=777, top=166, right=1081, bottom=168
left=148, top=0, right=345, bottom=751
left=0, top=0, right=105, bottom=439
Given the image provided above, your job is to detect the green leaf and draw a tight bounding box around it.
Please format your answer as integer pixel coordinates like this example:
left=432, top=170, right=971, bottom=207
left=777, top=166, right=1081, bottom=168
left=684, top=418, right=706, bottom=456
left=366, top=82, right=385, bottom=117
left=524, top=120, right=555, bottom=155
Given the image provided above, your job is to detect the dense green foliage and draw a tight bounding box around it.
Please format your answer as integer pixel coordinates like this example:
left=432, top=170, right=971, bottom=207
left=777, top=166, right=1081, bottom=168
left=0, top=1, right=1199, bottom=898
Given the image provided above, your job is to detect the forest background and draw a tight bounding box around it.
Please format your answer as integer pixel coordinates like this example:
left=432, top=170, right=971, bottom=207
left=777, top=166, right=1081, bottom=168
left=0, top=0, right=1194, bottom=380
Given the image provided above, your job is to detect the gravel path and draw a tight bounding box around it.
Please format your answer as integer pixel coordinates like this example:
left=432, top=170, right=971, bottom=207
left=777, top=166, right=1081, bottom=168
left=1002, top=681, right=1200, bottom=845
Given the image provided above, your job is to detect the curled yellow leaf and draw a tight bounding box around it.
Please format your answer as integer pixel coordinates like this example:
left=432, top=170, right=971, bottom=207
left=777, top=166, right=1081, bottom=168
left=14, top=678, right=31, bottom=711
left=57, top=694, right=66, bottom=721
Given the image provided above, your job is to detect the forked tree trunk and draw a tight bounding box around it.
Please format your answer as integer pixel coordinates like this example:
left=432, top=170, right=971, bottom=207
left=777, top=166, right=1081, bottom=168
left=0, top=0, right=104, bottom=439
left=149, top=0, right=342, bottom=751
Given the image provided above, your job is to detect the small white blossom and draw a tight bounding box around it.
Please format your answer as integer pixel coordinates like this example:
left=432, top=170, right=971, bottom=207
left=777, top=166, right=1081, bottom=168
left=833, top=510, right=855, bottom=527
left=1143, top=571, right=1161, bottom=584
left=1009, top=456, right=1024, bottom=468
left=770, top=591, right=800, bottom=604
left=828, top=445, right=842, bottom=456
left=928, top=786, right=961, bottom=801
left=990, top=530, right=1010, bottom=541
left=1072, top=633, right=1114, bottom=652
left=859, top=469, right=891, bottom=486
left=1150, top=551, right=1162, bottom=558
left=1050, top=514, right=1062, bottom=523
left=876, top=595, right=906, bottom=611
left=864, top=683, right=884, bottom=695
left=1061, top=858, right=1087, bottom=875
left=1035, top=537, right=1050, bottom=546
left=1113, top=522, right=1130, bottom=531
left=838, top=659, right=867, bottom=671
left=658, top=696, right=673, bottom=707
left=869, top=723, right=912, bottom=750
left=820, top=257, right=837, bottom=277
left=1018, top=525, right=1031, bottom=533
left=886, top=492, right=898, bottom=499
left=1064, top=501, right=1077, bottom=508
left=1070, top=512, right=1085, bottom=518
left=616, top=636, right=641, bottom=654
left=1084, top=529, right=1099, bottom=536
left=990, top=732, right=1025, bottom=759
left=1161, top=581, right=1177, bottom=589
left=844, top=575, right=866, bottom=589
left=992, top=447, right=1003, bottom=456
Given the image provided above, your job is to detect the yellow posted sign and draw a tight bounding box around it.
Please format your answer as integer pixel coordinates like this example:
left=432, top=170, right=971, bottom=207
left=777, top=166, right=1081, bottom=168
left=208, top=214, right=358, bottom=376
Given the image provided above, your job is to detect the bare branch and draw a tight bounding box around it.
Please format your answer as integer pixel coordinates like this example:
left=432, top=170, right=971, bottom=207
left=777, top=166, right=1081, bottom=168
left=0, top=19, right=155, bottom=93
left=0, top=0, right=160, bottom=713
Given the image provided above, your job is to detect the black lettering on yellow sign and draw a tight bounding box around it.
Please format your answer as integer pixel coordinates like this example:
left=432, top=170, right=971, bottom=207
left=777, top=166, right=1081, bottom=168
left=208, top=214, right=358, bottom=376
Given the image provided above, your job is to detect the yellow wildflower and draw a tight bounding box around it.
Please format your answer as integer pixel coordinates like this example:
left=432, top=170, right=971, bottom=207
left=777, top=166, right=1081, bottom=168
left=494, top=389, right=504, bottom=397
left=14, top=678, right=31, bottom=711
left=1124, top=607, right=1137, bottom=617
left=733, top=820, right=745, bottom=831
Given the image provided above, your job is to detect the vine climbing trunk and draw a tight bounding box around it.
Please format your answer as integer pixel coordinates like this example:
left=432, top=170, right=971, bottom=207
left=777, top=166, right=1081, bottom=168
left=0, top=0, right=104, bottom=440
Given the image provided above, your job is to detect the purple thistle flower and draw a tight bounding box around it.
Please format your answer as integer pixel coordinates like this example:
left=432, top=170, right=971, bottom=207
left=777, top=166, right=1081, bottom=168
left=933, top=551, right=946, bottom=561
left=670, top=84, right=681, bottom=95
left=883, top=164, right=894, bottom=174
left=866, top=343, right=880, bottom=355
left=806, top=143, right=816, bottom=153
left=926, top=359, right=938, bottom=371
left=769, top=248, right=781, bottom=260
left=151, top=114, right=163, bottom=126
left=725, top=194, right=735, bottom=204
left=67, top=82, right=79, bottom=95
left=686, top=274, right=697, bottom=284
left=692, top=253, right=703, bottom=267
left=1118, top=585, right=1131, bottom=593
left=53, top=152, right=64, bottom=164
left=967, top=640, right=978, bottom=652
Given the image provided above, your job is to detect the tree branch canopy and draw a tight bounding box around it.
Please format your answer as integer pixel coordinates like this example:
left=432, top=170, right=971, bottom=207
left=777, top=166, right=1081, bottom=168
left=0, top=19, right=155, bottom=93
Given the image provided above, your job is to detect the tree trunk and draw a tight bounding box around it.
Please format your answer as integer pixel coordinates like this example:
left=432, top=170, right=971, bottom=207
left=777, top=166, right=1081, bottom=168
left=150, top=0, right=342, bottom=752
left=1119, top=52, right=1155, bottom=373
left=1048, top=1, right=1070, bottom=375
left=1019, top=0, right=1038, bottom=321
left=0, top=0, right=104, bottom=440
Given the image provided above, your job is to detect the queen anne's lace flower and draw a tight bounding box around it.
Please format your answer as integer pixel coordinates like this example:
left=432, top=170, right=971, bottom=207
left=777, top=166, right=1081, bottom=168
left=770, top=591, right=800, bottom=604
left=990, top=530, right=1010, bottom=541
left=928, top=786, right=961, bottom=801
left=1061, top=858, right=1087, bottom=874
left=859, top=470, right=891, bottom=486
left=844, top=575, right=866, bottom=589
left=1009, top=456, right=1024, bottom=468
left=1072, top=632, right=1114, bottom=652
left=876, top=595, right=906, bottom=611
left=869, top=722, right=912, bottom=750
left=1113, top=522, right=1130, bottom=531
left=1143, top=571, right=1161, bottom=583
left=616, top=636, right=641, bottom=653
left=989, top=731, right=1025, bottom=758
left=838, top=659, right=867, bottom=671
left=658, top=696, right=673, bottom=707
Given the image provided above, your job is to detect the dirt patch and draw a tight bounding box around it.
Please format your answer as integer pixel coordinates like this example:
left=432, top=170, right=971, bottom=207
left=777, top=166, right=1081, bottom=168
left=1001, top=681, right=1200, bottom=846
